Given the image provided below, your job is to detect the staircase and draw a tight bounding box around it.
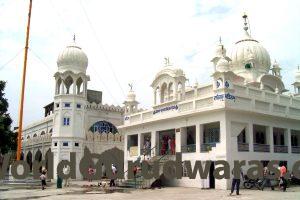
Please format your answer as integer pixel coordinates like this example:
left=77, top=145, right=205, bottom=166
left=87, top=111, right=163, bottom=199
left=119, top=151, right=175, bottom=189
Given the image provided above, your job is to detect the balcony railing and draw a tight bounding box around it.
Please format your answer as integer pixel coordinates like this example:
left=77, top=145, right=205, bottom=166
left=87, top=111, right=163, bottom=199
left=201, top=143, right=216, bottom=152
left=237, top=143, right=249, bottom=152
left=292, top=146, right=300, bottom=154
left=181, top=144, right=196, bottom=153
left=253, top=144, right=270, bottom=152
left=274, top=145, right=288, bottom=153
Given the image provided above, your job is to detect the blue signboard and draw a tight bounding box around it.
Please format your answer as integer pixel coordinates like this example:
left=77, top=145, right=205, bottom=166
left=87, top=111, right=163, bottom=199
left=153, top=105, right=178, bottom=114
left=213, top=93, right=236, bottom=101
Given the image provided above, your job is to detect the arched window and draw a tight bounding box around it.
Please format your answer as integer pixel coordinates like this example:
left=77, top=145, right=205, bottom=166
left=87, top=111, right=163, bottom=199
left=35, top=149, right=42, bottom=162
left=49, top=128, right=53, bottom=133
left=177, top=82, right=183, bottom=100
left=76, top=77, right=83, bottom=94
left=160, top=83, right=167, bottom=103
left=216, top=78, right=223, bottom=88
left=168, top=82, right=174, bottom=101
left=26, top=151, right=32, bottom=171
left=41, top=131, right=46, bottom=136
left=64, top=76, right=74, bottom=94
left=56, top=78, right=62, bottom=94
left=155, top=87, right=160, bottom=104
left=33, top=134, right=37, bottom=137
left=27, top=135, right=30, bottom=139
left=89, top=121, right=118, bottom=134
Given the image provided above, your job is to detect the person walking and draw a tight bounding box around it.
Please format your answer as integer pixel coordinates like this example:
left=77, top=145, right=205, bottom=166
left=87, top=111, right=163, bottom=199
left=40, top=171, right=47, bottom=190
left=279, top=165, right=287, bottom=192
left=88, top=166, right=94, bottom=182
left=110, top=164, right=117, bottom=187
left=261, top=166, right=274, bottom=190
left=230, top=168, right=244, bottom=196
left=63, top=165, right=70, bottom=187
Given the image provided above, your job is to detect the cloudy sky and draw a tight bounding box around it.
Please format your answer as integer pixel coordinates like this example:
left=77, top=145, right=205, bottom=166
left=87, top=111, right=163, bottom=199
left=0, top=0, right=300, bottom=127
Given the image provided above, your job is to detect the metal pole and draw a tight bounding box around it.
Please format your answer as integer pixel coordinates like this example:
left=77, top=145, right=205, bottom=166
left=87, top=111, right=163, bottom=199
left=17, top=0, right=33, bottom=160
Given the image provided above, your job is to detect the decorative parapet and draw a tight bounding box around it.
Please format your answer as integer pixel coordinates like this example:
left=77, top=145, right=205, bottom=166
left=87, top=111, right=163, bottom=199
left=22, top=134, right=52, bottom=148
left=85, top=131, right=123, bottom=142
left=85, top=102, right=124, bottom=113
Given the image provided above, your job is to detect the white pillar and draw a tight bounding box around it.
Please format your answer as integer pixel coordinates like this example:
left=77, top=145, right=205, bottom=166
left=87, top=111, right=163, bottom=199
left=174, top=83, right=178, bottom=101
left=287, top=129, right=292, bottom=153
left=154, top=89, right=157, bottom=105
left=138, top=133, right=142, bottom=156
left=175, top=129, right=182, bottom=152
left=61, top=82, right=65, bottom=94
left=151, top=131, right=158, bottom=156
left=72, top=81, right=76, bottom=94
left=269, top=126, right=274, bottom=153
left=248, top=123, right=254, bottom=152
left=83, top=81, right=87, bottom=96
left=124, top=134, right=128, bottom=158
left=196, top=125, right=201, bottom=153
left=181, top=127, right=187, bottom=152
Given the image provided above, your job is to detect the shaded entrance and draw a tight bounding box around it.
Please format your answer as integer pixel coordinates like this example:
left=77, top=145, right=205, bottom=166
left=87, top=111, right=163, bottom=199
left=158, top=129, right=175, bottom=155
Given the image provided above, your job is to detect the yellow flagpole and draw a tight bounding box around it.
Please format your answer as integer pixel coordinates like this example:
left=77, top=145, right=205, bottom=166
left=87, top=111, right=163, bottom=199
left=16, top=0, right=33, bottom=161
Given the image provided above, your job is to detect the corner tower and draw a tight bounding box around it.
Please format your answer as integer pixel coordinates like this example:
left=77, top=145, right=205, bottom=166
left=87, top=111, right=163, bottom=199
left=52, top=37, right=90, bottom=178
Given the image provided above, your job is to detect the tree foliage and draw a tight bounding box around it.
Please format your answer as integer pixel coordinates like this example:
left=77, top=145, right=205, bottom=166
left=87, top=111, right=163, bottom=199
left=0, top=81, right=17, bottom=154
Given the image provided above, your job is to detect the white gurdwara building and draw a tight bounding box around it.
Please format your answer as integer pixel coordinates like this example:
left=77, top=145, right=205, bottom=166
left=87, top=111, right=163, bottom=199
left=119, top=14, right=300, bottom=189
left=20, top=39, right=124, bottom=179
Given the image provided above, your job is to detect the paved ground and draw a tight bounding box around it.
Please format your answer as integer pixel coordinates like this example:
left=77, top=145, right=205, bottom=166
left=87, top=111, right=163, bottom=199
left=1, top=181, right=300, bottom=200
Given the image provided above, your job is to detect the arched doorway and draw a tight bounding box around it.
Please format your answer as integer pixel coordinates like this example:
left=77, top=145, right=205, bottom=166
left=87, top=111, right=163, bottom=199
left=20, top=152, right=24, bottom=160
left=26, top=151, right=32, bottom=171
left=45, top=148, right=51, bottom=171
left=35, top=149, right=42, bottom=162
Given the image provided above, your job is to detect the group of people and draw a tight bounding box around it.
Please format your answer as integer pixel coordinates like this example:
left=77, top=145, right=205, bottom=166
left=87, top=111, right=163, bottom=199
left=230, top=165, right=288, bottom=196
left=88, top=164, right=117, bottom=187
left=260, top=165, right=288, bottom=192
left=160, top=135, right=175, bottom=155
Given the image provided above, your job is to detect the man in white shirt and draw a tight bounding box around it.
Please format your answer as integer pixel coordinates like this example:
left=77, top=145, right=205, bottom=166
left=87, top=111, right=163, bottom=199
left=63, top=165, right=70, bottom=187
left=110, top=164, right=117, bottom=187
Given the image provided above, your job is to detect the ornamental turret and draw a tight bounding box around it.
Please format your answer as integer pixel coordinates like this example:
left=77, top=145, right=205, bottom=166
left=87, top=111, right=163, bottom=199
left=124, top=84, right=139, bottom=114
left=271, top=60, right=282, bottom=79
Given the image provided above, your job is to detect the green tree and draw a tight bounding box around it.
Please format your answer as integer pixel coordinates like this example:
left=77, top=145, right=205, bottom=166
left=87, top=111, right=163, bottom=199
left=0, top=81, right=17, bottom=154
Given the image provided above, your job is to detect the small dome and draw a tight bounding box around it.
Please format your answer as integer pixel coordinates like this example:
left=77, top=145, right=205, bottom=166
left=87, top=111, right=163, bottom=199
left=230, top=31, right=271, bottom=74
left=216, top=57, right=230, bottom=72
left=215, top=43, right=226, bottom=58
left=154, top=66, right=185, bottom=80
left=126, top=90, right=136, bottom=102
left=57, top=43, right=88, bottom=73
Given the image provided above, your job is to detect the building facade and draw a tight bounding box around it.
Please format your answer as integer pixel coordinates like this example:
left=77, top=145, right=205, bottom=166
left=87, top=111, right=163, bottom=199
left=119, top=15, right=300, bottom=189
left=20, top=40, right=124, bottom=179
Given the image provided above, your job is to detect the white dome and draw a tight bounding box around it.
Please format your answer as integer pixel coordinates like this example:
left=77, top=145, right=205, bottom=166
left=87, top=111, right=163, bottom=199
left=215, top=44, right=226, bottom=58
left=57, top=43, right=88, bottom=73
left=126, top=90, right=136, bottom=102
left=230, top=31, right=271, bottom=75
left=216, top=57, right=230, bottom=72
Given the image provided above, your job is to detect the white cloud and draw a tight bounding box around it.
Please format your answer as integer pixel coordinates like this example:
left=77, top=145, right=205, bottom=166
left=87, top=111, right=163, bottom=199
left=0, top=0, right=300, bottom=127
